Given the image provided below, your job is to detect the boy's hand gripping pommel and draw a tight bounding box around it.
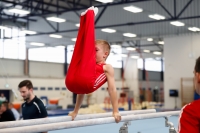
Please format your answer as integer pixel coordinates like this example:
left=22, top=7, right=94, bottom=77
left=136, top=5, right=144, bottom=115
left=68, top=111, right=78, bottom=121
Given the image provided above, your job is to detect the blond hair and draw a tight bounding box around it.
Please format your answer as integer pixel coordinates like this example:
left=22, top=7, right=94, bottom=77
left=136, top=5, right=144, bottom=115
left=95, top=39, right=111, bottom=55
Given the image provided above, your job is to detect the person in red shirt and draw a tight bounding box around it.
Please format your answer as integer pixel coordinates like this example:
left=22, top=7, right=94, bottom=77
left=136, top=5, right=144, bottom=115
left=178, top=56, right=200, bottom=133
left=66, top=7, right=121, bottom=123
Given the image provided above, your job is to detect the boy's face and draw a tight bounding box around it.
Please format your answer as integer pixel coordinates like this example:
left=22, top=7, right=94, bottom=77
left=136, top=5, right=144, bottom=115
left=194, top=70, right=200, bottom=95
left=95, top=44, right=107, bottom=63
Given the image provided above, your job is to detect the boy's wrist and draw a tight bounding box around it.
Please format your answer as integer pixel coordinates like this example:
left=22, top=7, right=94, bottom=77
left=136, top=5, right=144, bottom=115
left=74, top=110, right=78, bottom=114
left=113, top=110, right=119, bottom=114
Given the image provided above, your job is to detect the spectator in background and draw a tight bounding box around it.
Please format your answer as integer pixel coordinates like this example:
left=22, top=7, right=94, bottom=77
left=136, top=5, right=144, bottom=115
left=0, top=101, right=15, bottom=122
left=18, top=80, right=47, bottom=133
left=9, top=103, right=20, bottom=120
left=18, top=80, right=47, bottom=120
left=0, top=93, right=7, bottom=104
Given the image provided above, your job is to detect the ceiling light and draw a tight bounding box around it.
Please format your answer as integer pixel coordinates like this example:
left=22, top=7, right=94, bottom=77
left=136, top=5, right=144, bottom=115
left=153, top=51, right=162, bottom=55
left=123, top=6, right=143, bottom=13
left=49, top=34, right=62, bottom=38
left=147, top=38, right=153, bottom=41
left=148, top=14, right=165, bottom=20
left=46, top=17, right=66, bottom=23
left=123, top=33, right=136, bottom=37
left=131, top=56, right=139, bottom=59
left=111, top=45, right=121, bottom=48
left=30, top=42, right=45, bottom=46
left=0, top=26, right=9, bottom=30
left=21, top=30, right=37, bottom=35
left=95, top=0, right=113, bottom=3
left=71, top=38, right=77, bottom=41
left=8, top=8, right=30, bottom=15
left=101, top=28, right=116, bottom=33
left=158, top=41, right=164, bottom=45
left=143, top=50, right=150, bottom=53
left=188, top=27, right=200, bottom=32
left=120, top=54, right=127, bottom=57
left=126, top=47, right=136, bottom=51
left=170, top=21, right=185, bottom=26
left=76, top=23, right=80, bottom=27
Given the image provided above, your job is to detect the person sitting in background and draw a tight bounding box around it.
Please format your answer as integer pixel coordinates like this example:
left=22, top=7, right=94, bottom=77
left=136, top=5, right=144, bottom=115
left=178, top=56, right=200, bottom=133
left=0, top=93, right=7, bottom=103
left=0, top=101, right=15, bottom=122
left=9, top=103, right=20, bottom=120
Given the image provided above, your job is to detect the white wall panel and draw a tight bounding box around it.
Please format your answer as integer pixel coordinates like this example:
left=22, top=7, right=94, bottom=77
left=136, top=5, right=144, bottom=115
left=164, top=34, right=200, bottom=108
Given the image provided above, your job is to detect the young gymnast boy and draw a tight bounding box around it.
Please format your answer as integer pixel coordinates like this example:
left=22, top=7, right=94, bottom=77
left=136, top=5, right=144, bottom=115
left=68, top=39, right=121, bottom=123
left=66, top=7, right=121, bottom=123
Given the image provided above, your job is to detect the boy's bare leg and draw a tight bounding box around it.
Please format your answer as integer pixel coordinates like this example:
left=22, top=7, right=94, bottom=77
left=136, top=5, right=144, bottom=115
left=68, top=94, right=85, bottom=120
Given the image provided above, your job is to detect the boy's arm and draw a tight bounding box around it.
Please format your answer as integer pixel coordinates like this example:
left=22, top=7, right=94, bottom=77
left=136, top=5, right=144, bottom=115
left=68, top=94, right=85, bottom=120
left=104, top=64, right=121, bottom=123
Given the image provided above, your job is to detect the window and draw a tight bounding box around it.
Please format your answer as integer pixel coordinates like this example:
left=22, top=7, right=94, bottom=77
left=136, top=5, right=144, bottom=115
left=67, top=45, right=74, bottom=64
left=29, top=47, right=65, bottom=63
left=101, top=88, right=105, bottom=90
left=106, top=45, right=122, bottom=68
left=18, top=32, right=26, bottom=60
left=62, top=87, right=66, bottom=90
left=12, top=28, right=19, bottom=37
left=0, top=28, right=26, bottom=60
left=4, top=28, right=12, bottom=38
left=48, top=87, right=53, bottom=90
left=18, top=43, right=26, bottom=60
left=3, top=40, right=19, bottom=59
left=55, top=87, right=60, bottom=90
left=106, top=53, right=122, bottom=68
left=145, top=58, right=162, bottom=72
left=40, top=87, right=46, bottom=90
left=33, top=87, right=38, bottom=90
left=46, top=47, right=65, bottom=63
left=29, top=47, right=47, bottom=62
left=137, top=58, right=143, bottom=69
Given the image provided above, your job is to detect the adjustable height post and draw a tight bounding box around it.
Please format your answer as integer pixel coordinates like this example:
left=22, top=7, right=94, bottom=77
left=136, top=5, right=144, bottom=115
left=119, top=122, right=131, bottom=133
left=164, top=116, right=177, bottom=133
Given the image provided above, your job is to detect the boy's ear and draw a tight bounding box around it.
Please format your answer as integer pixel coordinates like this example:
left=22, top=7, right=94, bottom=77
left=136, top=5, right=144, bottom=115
left=104, top=51, right=109, bottom=57
left=196, top=73, right=200, bottom=83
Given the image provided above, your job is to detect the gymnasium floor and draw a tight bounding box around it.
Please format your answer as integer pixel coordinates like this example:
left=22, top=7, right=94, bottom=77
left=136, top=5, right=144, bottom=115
left=49, top=116, right=179, bottom=133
